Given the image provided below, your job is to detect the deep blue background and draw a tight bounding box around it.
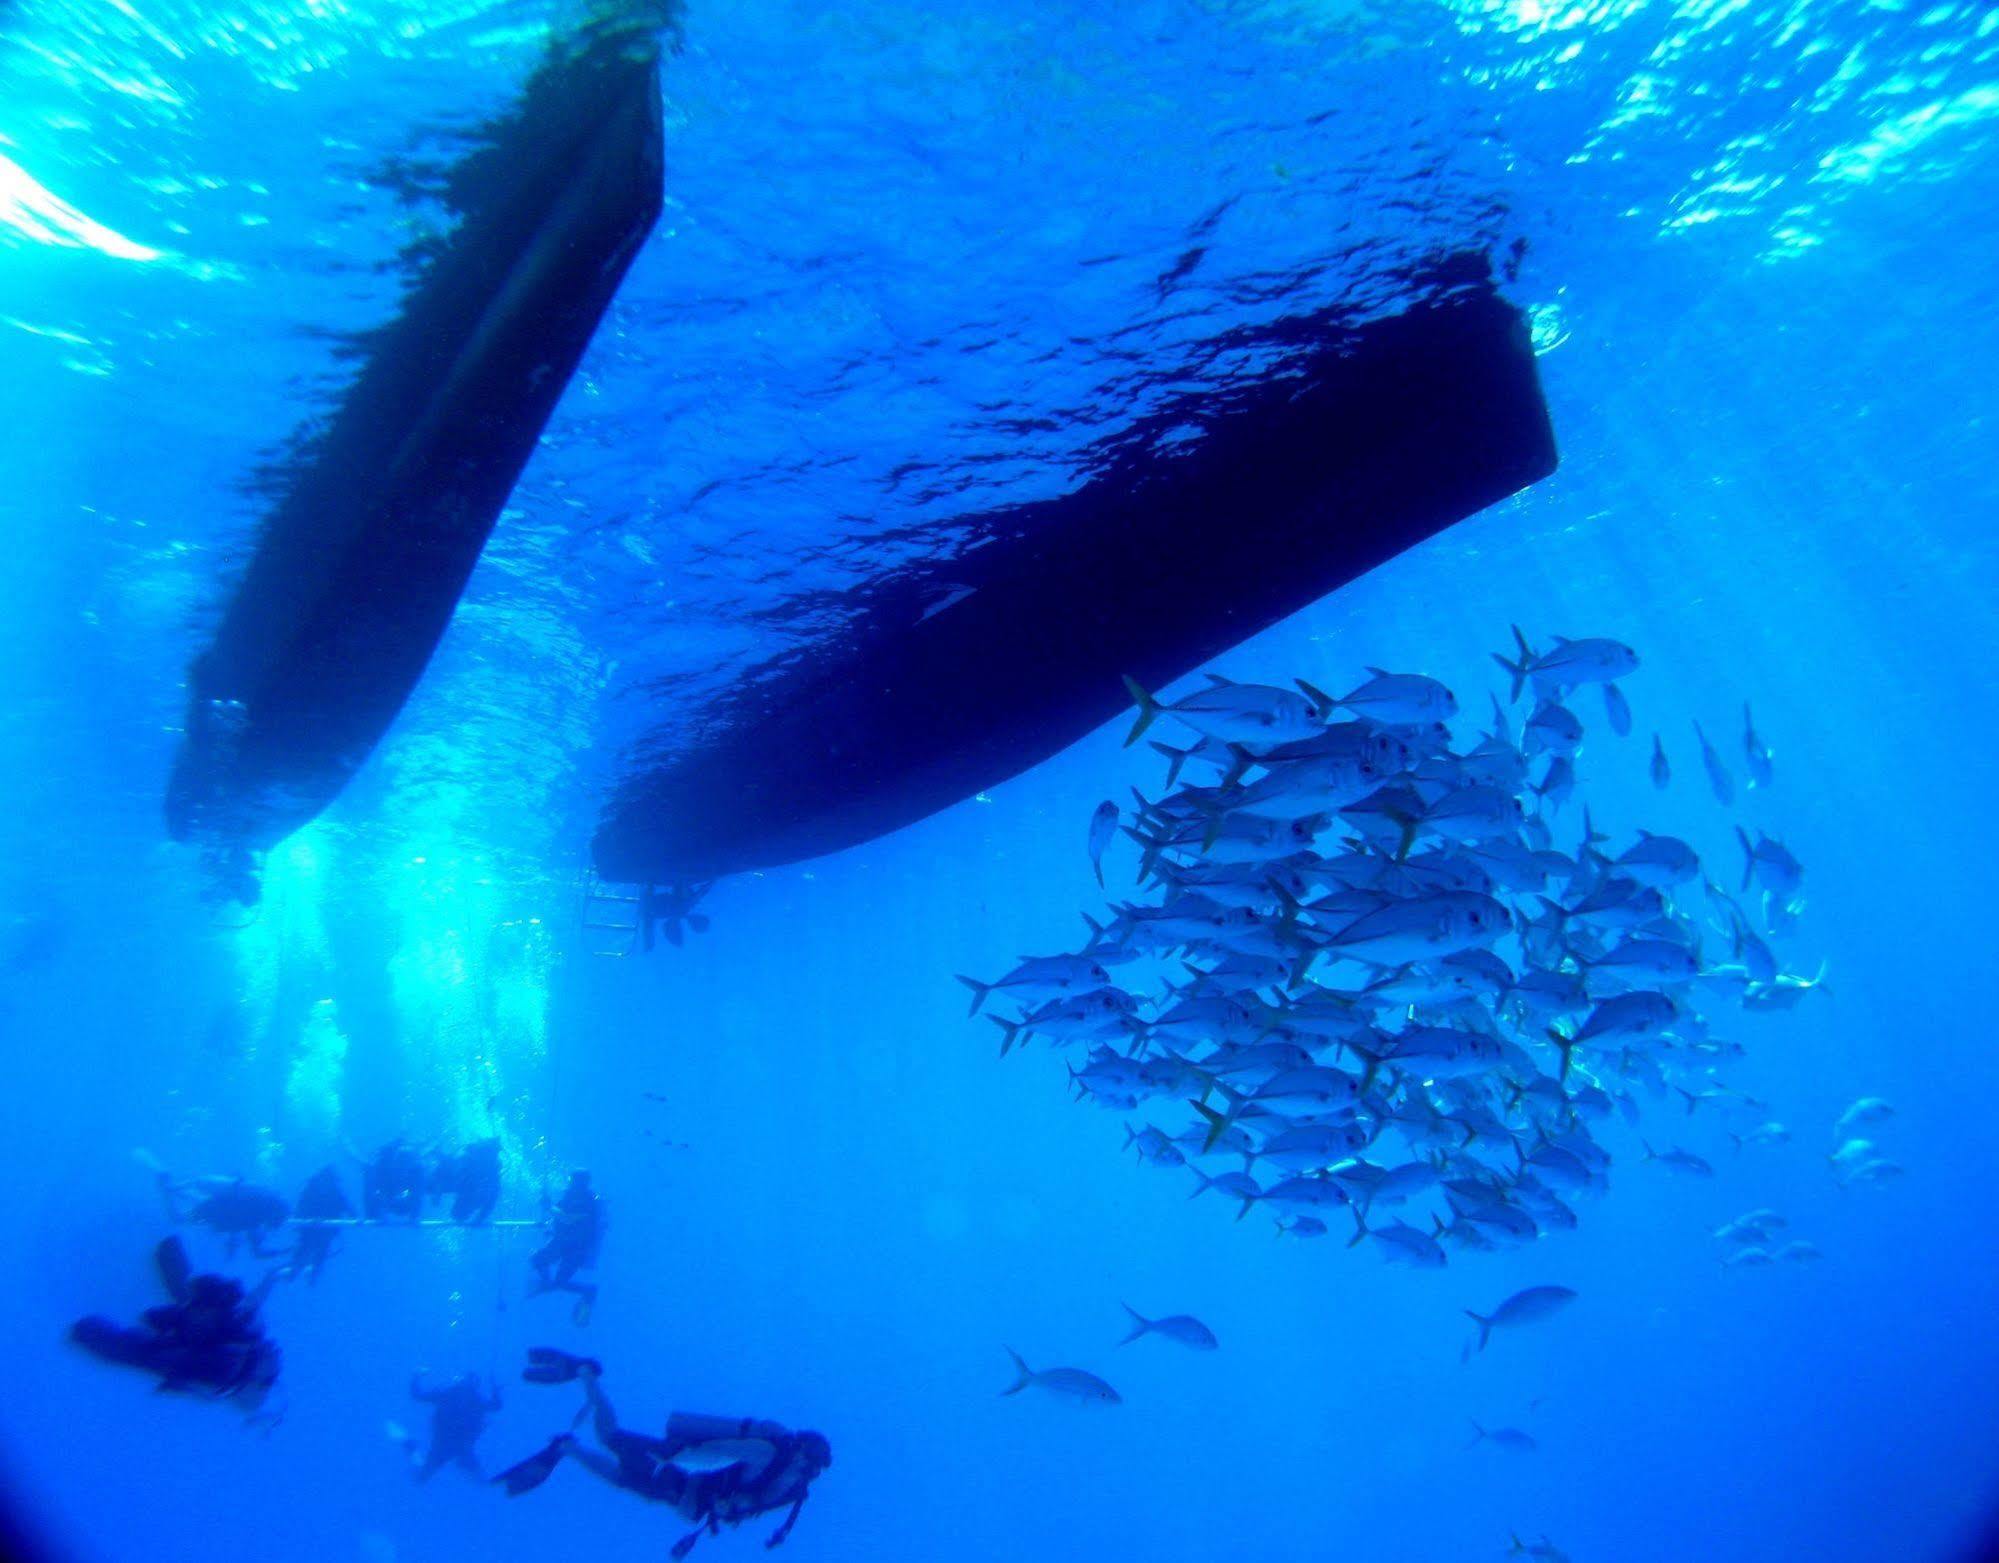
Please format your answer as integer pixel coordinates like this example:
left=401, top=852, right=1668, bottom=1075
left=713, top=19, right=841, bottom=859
left=2, top=1, right=1996, bottom=1560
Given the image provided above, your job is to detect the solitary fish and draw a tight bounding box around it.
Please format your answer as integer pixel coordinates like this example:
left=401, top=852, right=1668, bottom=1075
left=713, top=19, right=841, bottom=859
left=1642, top=1141, right=1714, bottom=1177
left=1846, top=1157, right=1905, bottom=1186
left=1118, top=1303, right=1219, bottom=1351
left=956, top=955, right=1111, bottom=1017
left=1834, top=1097, right=1894, bottom=1138
left=1464, top=1285, right=1577, bottom=1351
left=1303, top=670, right=1457, bottom=726
left=1523, top=702, right=1583, bottom=760
left=1736, top=828, right=1803, bottom=899
left=1122, top=676, right=1319, bottom=748
left=1469, top=1419, right=1539, bottom=1453
left=1603, top=681, right=1632, bottom=737
left=1493, top=627, right=1638, bottom=702
left=1728, top=1120, right=1791, bottom=1149
left=1001, top=1348, right=1121, bottom=1405
left=1742, top=702, right=1774, bottom=788
left=1828, top=1137, right=1875, bottom=1175
left=1088, top=800, right=1118, bottom=886
left=1693, top=720, right=1734, bottom=805
left=1649, top=732, right=1670, bottom=790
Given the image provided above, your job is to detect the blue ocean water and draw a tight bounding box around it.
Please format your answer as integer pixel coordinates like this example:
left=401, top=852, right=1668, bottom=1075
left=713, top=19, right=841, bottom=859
left=2, top=1, right=1997, bottom=1560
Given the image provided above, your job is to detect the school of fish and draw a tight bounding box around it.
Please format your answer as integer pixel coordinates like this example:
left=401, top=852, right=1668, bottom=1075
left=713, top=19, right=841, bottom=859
left=964, top=629, right=1823, bottom=1269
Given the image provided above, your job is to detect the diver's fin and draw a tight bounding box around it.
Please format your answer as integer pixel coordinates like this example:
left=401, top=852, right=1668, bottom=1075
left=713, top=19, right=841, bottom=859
left=521, top=1347, right=602, bottom=1385
left=493, top=1435, right=572, bottom=1496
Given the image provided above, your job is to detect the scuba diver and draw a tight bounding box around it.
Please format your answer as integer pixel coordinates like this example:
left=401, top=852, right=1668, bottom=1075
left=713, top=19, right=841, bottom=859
left=352, top=1136, right=429, bottom=1223
left=70, top=1236, right=282, bottom=1412
left=528, top=1169, right=603, bottom=1323
left=495, top=1350, right=831, bottom=1558
left=283, top=1164, right=353, bottom=1285
left=429, top=1136, right=503, bottom=1226
left=399, top=1371, right=504, bottom=1481
left=144, top=1153, right=291, bottom=1259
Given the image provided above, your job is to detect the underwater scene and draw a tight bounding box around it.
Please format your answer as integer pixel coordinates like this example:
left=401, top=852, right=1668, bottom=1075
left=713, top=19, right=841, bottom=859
left=2, top=0, right=1997, bottom=1560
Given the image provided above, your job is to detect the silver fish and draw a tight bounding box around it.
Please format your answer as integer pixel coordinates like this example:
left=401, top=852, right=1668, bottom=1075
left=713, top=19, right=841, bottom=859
left=1742, top=702, right=1774, bottom=788
left=1123, top=675, right=1320, bottom=748
left=1693, top=720, right=1734, bottom=805
left=1464, top=1285, right=1577, bottom=1350
left=1494, top=626, right=1639, bottom=701
left=1118, top=1304, right=1219, bottom=1350
left=1603, top=681, right=1632, bottom=736
left=1088, top=800, right=1118, bottom=886
left=1001, top=1348, right=1121, bottom=1405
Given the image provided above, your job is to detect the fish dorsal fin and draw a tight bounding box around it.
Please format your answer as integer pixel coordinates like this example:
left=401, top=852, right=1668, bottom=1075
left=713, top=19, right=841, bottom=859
left=1366, top=666, right=1389, bottom=678
left=1202, top=673, right=1232, bottom=687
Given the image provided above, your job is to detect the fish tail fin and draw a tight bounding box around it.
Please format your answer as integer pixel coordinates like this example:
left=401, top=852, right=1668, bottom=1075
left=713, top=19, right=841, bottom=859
left=1220, top=743, right=1255, bottom=791
left=955, top=975, right=992, bottom=1016
left=1236, top=1196, right=1256, bottom=1222
left=1001, top=1346, right=1032, bottom=1396
left=1188, top=793, right=1228, bottom=853
left=1148, top=740, right=1190, bottom=789
left=1727, top=1130, right=1743, bottom=1152
left=988, top=1015, right=1024, bottom=1057
left=1468, top=1418, right=1487, bottom=1448
left=1641, top=1138, right=1657, bottom=1161
left=1190, top=1097, right=1231, bottom=1154
left=1121, top=1122, right=1138, bottom=1152
left=1735, top=824, right=1755, bottom=892
left=1121, top=675, right=1161, bottom=747
left=1545, top=1028, right=1575, bottom=1081
left=1123, top=826, right=1167, bottom=885
left=1347, top=1208, right=1368, bottom=1249
left=1117, top=1303, right=1150, bottom=1345
left=1464, top=1310, right=1492, bottom=1352
left=1494, top=625, right=1534, bottom=703
left=1295, top=677, right=1336, bottom=720
left=1677, top=1086, right=1699, bottom=1115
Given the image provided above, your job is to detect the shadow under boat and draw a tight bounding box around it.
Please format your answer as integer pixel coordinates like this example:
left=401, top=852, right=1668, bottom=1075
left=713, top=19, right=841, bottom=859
left=592, top=264, right=1558, bottom=888
left=164, top=5, right=668, bottom=897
